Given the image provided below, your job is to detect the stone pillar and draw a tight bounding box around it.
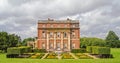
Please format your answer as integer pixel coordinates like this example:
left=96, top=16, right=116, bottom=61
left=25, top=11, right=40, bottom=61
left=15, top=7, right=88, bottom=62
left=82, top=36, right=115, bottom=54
left=61, top=32, right=63, bottom=50
left=68, top=32, right=71, bottom=51
left=47, top=32, right=49, bottom=50
left=54, top=32, right=56, bottom=50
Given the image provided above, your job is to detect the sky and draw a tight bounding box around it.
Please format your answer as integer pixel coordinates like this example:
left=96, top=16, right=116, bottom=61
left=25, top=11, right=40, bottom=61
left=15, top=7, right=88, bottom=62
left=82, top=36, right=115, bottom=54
left=0, top=0, right=120, bottom=39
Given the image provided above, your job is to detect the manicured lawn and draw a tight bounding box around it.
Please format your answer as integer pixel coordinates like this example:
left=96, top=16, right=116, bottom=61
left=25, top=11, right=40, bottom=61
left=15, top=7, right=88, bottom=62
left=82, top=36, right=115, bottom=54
left=0, top=48, right=120, bottom=63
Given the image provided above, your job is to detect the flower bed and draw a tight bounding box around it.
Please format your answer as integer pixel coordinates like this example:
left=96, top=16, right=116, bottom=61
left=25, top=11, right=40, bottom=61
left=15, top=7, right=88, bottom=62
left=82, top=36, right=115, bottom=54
left=75, top=53, right=93, bottom=59
left=30, top=53, right=45, bottom=59
left=62, top=53, right=74, bottom=59
left=45, top=53, right=58, bottom=59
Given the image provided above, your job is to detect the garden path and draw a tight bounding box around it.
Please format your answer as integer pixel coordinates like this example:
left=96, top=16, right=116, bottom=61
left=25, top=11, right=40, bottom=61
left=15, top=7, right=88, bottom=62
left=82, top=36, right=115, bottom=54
left=69, top=53, right=78, bottom=59
left=41, top=53, right=48, bottom=59
left=84, top=53, right=99, bottom=59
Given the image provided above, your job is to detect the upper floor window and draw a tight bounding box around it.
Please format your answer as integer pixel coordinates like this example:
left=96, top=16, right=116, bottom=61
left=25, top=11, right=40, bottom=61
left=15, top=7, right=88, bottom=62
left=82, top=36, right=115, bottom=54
left=50, top=32, right=53, bottom=38
left=63, top=32, right=67, bottom=38
left=72, top=32, right=75, bottom=38
left=57, top=32, right=60, bottom=37
left=42, top=30, right=45, bottom=38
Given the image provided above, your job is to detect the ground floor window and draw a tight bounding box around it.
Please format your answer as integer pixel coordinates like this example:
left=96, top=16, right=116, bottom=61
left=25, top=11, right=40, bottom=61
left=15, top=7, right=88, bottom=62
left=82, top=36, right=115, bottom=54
left=42, top=43, right=45, bottom=49
left=72, top=43, right=75, bottom=49
left=56, top=42, right=60, bottom=50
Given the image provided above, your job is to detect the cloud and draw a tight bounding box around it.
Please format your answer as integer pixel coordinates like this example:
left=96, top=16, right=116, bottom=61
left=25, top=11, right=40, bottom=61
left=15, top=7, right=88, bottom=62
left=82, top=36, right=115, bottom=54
left=0, top=0, right=120, bottom=39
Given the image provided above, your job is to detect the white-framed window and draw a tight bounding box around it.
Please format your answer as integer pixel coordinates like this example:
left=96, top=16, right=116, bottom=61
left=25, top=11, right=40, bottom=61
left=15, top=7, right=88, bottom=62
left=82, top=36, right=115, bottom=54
left=49, top=43, right=53, bottom=49
left=72, top=32, right=75, bottom=38
left=63, top=43, right=67, bottom=49
left=42, top=30, right=45, bottom=38
left=63, top=32, right=67, bottom=38
left=57, top=42, right=60, bottom=50
left=57, top=32, right=60, bottom=37
left=49, top=32, right=53, bottom=38
left=42, top=43, right=45, bottom=49
left=72, top=43, right=75, bottom=49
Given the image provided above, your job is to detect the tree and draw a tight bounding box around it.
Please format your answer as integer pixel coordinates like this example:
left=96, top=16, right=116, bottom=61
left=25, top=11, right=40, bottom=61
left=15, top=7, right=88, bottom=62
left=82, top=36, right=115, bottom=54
left=22, top=37, right=35, bottom=46
left=105, top=31, right=120, bottom=48
left=0, top=31, right=21, bottom=52
left=80, top=37, right=106, bottom=48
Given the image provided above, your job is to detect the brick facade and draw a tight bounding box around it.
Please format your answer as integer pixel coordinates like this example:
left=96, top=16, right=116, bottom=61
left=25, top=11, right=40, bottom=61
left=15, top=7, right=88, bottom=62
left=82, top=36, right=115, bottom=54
left=37, top=18, right=80, bottom=52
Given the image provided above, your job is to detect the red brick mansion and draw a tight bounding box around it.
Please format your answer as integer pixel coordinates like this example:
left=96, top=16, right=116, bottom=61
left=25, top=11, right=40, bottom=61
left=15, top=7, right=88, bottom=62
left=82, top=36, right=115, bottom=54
left=37, top=18, right=80, bottom=52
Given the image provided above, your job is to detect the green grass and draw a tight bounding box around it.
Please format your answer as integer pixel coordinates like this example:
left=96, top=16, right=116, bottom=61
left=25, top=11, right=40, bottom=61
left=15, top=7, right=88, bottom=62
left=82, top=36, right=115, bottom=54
left=0, top=48, right=120, bottom=63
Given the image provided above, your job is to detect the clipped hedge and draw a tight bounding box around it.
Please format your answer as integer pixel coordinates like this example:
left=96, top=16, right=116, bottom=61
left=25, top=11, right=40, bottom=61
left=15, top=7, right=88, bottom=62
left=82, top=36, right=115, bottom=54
left=71, top=48, right=86, bottom=53
left=0, top=50, right=5, bottom=53
left=7, top=46, right=31, bottom=55
left=86, top=46, right=110, bottom=54
left=86, top=46, right=92, bottom=53
left=92, top=47, right=110, bottom=54
left=33, top=49, right=47, bottom=53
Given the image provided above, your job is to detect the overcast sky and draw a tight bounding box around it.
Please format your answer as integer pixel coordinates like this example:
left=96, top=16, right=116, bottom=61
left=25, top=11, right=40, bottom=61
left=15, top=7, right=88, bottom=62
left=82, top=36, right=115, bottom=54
left=0, top=0, right=120, bottom=39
